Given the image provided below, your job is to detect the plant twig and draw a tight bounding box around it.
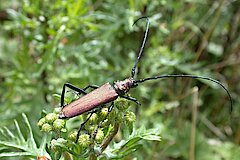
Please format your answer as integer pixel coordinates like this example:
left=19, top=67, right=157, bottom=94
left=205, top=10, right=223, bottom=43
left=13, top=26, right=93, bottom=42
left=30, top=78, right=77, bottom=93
left=189, top=87, right=198, bottom=160
left=100, top=122, right=119, bottom=152
left=199, top=114, right=226, bottom=139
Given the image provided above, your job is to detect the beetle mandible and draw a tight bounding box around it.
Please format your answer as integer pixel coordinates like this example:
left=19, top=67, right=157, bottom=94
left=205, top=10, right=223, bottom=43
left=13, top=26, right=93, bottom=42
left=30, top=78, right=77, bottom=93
left=58, top=17, right=233, bottom=142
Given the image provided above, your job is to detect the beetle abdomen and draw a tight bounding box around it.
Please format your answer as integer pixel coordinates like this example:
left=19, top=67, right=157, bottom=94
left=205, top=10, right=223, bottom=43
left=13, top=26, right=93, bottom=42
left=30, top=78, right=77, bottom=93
left=59, top=83, right=118, bottom=118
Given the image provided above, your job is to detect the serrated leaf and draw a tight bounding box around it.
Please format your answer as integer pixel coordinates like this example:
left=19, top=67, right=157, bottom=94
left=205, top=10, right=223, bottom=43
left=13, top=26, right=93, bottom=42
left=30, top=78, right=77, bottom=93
left=0, top=113, right=50, bottom=159
left=103, top=127, right=161, bottom=159
left=114, top=144, right=142, bottom=159
left=14, top=119, right=25, bottom=143
left=3, top=127, right=15, bottom=140
left=141, top=134, right=161, bottom=141
left=22, top=113, right=37, bottom=149
left=0, top=152, right=33, bottom=157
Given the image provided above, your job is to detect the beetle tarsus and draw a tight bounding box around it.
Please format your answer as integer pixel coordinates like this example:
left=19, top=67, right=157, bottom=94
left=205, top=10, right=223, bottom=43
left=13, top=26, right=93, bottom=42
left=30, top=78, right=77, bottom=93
left=83, top=84, right=99, bottom=91
left=121, top=95, right=141, bottom=105
left=59, top=112, right=67, bottom=119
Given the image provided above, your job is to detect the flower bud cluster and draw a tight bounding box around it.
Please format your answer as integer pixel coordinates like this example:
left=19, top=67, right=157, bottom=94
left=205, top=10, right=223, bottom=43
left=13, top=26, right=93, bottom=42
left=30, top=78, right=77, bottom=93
left=37, top=108, right=66, bottom=132
left=66, top=98, right=135, bottom=147
left=37, top=98, right=136, bottom=153
left=112, top=98, right=136, bottom=126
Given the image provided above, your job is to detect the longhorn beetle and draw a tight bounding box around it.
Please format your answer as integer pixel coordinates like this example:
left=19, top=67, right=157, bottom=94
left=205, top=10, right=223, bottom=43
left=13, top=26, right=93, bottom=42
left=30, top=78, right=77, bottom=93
left=59, top=17, right=233, bottom=142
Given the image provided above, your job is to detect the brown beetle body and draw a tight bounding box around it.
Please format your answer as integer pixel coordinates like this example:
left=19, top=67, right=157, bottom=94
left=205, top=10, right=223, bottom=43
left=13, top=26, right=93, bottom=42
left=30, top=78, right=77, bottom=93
left=59, top=83, right=118, bottom=119
left=59, top=78, right=135, bottom=119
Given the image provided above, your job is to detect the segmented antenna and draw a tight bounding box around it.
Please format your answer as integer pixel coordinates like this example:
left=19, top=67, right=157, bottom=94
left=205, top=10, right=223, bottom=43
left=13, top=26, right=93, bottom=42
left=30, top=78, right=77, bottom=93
left=131, top=17, right=150, bottom=78
left=135, top=75, right=233, bottom=113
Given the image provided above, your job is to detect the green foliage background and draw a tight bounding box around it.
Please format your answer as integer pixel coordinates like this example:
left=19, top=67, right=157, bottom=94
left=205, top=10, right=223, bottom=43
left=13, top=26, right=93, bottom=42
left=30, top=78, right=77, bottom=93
left=0, top=0, right=239, bottom=159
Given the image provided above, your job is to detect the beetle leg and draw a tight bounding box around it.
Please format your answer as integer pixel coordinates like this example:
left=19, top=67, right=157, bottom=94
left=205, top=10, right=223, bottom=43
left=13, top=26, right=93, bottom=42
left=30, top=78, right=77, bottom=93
left=75, top=112, right=95, bottom=143
left=75, top=103, right=113, bottom=143
left=68, top=84, right=99, bottom=97
left=120, top=95, right=141, bottom=105
left=71, top=84, right=99, bottom=97
left=92, top=102, right=114, bottom=139
left=60, top=83, right=87, bottom=107
left=83, top=84, right=99, bottom=91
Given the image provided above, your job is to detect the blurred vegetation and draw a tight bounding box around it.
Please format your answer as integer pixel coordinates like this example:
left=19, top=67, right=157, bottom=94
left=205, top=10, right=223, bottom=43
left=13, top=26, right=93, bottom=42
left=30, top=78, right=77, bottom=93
left=0, top=0, right=239, bottom=159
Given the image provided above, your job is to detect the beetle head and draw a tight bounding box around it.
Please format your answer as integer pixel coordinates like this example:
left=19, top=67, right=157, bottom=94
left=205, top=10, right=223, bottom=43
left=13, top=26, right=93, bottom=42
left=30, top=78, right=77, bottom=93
left=114, top=78, right=137, bottom=95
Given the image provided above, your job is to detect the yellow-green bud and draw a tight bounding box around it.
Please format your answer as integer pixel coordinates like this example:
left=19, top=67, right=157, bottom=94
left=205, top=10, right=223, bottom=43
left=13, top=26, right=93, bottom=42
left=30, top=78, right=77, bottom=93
left=68, top=130, right=78, bottom=142
left=53, top=119, right=65, bottom=130
left=45, top=113, right=58, bottom=124
left=53, top=107, right=62, bottom=114
left=41, top=123, right=52, bottom=132
left=108, top=109, right=122, bottom=123
left=50, top=139, right=57, bottom=150
left=125, top=111, right=136, bottom=124
left=95, top=130, right=104, bottom=143
left=99, top=108, right=108, bottom=117
left=89, top=113, right=98, bottom=123
left=56, top=138, right=67, bottom=145
left=115, top=98, right=130, bottom=111
left=85, top=124, right=97, bottom=133
left=77, top=134, right=91, bottom=148
left=50, top=138, right=67, bottom=150
left=37, top=117, right=46, bottom=128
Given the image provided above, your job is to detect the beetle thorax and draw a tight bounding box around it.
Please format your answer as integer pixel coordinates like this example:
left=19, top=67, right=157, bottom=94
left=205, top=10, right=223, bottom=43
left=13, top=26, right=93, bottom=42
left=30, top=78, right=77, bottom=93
left=113, top=78, right=136, bottom=95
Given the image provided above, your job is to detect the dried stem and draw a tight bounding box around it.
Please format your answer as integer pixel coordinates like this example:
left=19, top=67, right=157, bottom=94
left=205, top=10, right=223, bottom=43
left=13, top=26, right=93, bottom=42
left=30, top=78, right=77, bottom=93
left=189, top=87, right=199, bottom=160
left=199, top=114, right=226, bottom=139
left=100, top=122, right=119, bottom=152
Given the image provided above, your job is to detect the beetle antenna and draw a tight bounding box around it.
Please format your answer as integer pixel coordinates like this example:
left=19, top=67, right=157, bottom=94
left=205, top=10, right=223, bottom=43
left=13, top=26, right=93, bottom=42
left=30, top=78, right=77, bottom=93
left=135, top=74, right=233, bottom=113
left=131, top=17, right=150, bottom=78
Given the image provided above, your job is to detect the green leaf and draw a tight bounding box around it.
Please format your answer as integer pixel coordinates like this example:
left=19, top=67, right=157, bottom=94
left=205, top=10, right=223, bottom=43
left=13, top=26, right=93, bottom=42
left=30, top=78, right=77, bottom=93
left=103, top=127, right=161, bottom=159
left=0, top=113, right=50, bottom=159
left=207, top=42, right=223, bottom=56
